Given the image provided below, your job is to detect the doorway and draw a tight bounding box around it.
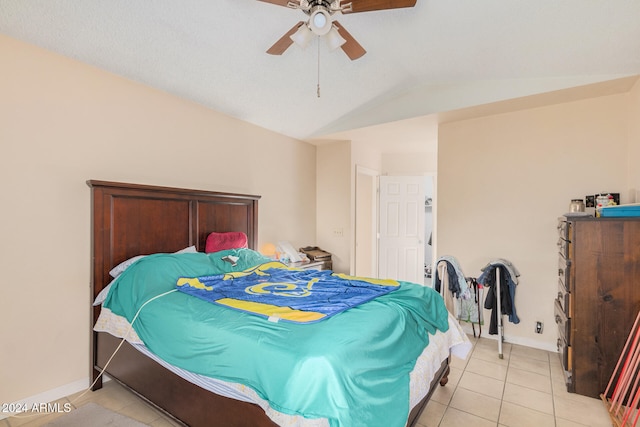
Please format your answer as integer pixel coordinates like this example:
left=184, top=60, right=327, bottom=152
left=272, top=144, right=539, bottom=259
left=354, top=171, right=434, bottom=284
left=378, top=176, right=426, bottom=284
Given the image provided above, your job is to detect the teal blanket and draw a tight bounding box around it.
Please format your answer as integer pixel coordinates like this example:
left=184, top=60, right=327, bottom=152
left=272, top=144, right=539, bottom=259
left=102, top=249, right=450, bottom=427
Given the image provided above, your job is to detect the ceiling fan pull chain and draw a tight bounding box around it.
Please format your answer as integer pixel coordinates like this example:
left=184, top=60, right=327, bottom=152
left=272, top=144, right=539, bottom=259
left=317, top=36, right=321, bottom=98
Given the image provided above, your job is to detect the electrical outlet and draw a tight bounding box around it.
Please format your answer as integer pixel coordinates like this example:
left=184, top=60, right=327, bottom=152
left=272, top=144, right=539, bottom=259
left=535, top=321, right=543, bottom=334
left=333, top=228, right=344, bottom=238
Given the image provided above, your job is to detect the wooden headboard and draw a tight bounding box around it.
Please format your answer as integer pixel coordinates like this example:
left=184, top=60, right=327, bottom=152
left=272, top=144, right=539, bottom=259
left=87, top=180, right=260, bottom=317
left=87, top=180, right=262, bottom=398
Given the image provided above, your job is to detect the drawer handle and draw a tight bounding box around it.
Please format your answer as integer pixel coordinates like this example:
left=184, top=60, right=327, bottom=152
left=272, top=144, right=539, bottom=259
left=558, top=268, right=564, bottom=276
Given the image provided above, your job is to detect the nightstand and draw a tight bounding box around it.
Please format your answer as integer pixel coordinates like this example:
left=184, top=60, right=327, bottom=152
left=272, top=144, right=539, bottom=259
left=288, top=259, right=331, bottom=271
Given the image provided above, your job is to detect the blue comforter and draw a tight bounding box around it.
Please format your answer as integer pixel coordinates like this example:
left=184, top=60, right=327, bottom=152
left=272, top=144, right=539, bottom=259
left=176, top=261, right=400, bottom=323
left=102, top=249, right=450, bottom=427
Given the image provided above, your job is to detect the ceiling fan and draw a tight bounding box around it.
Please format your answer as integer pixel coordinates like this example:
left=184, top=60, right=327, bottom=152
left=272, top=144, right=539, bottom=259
left=259, top=0, right=417, bottom=60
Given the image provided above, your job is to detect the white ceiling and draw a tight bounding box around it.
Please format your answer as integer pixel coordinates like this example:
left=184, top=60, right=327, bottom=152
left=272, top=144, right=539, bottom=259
left=2, top=1, right=640, bottom=149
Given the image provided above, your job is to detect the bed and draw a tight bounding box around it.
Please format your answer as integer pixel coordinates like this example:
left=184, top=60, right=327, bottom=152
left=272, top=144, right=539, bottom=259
left=88, top=180, right=469, bottom=427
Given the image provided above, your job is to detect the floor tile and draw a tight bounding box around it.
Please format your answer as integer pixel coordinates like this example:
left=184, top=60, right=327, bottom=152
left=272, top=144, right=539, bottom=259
left=449, top=387, right=501, bottom=422
left=510, top=344, right=550, bottom=362
left=555, top=417, right=592, bottom=427
left=506, top=366, right=552, bottom=393
left=475, top=336, right=512, bottom=353
left=458, top=370, right=505, bottom=399
left=68, top=380, right=138, bottom=413
left=551, top=371, right=569, bottom=393
left=6, top=411, right=66, bottom=427
left=502, top=382, right=554, bottom=415
left=149, top=416, right=185, bottom=427
left=118, top=400, right=166, bottom=424
left=470, top=344, right=510, bottom=366
left=416, top=400, right=446, bottom=427
left=442, top=365, right=463, bottom=389
left=5, top=398, right=71, bottom=427
left=430, top=378, right=456, bottom=406
left=449, top=354, right=469, bottom=370
left=549, top=351, right=563, bottom=372
left=439, top=407, right=497, bottom=427
left=429, top=366, right=462, bottom=405
left=508, top=354, right=551, bottom=376
left=499, top=401, right=556, bottom=427
left=554, top=394, right=612, bottom=426
left=465, top=356, right=508, bottom=380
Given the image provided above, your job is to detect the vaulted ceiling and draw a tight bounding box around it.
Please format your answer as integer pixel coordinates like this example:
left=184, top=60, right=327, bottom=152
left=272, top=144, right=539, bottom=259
left=2, top=1, right=640, bottom=149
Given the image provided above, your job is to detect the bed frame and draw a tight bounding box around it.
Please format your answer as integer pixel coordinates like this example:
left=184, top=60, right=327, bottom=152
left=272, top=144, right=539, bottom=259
left=88, top=180, right=449, bottom=427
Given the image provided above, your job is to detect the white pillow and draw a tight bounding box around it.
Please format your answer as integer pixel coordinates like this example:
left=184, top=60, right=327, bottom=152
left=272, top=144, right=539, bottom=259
left=108, top=246, right=198, bottom=278
left=175, top=245, right=197, bottom=254
left=93, top=278, right=116, bottom=306
left=109, top=255, right=146, bottom=278
left=98, top=245, right=199, bottom=306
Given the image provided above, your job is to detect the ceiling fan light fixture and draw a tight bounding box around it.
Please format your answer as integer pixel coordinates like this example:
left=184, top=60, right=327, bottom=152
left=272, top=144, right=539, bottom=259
left=325, top=25, right=346, bottom=50
left=308, top=8, right=332, bottom=35
left=290, top=23, right=313, bottom=48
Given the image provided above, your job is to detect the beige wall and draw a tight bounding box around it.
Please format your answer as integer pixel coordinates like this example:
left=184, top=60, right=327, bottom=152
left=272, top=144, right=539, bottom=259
left=629, top=79, right=640, bottom=199
left=437, top=91, right=636, bottom=350
left=351, top=140, right=382, bottom=173
left=0, top=35, right=316, bottom=405
left=319, top=141, right=438, bottom=275
left=316, top=141, right=351, bottom=273
left=381, top=152, right=437, bottom=175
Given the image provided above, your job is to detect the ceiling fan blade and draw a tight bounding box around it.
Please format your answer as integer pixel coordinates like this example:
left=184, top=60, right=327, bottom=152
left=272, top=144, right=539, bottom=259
left=256, top=0, right=291, bottom=7
left=333, top=21, right=366, bottom=60
left=267, top=21, right=305, bottom=55
left=343, top=0, right=417, bottom=13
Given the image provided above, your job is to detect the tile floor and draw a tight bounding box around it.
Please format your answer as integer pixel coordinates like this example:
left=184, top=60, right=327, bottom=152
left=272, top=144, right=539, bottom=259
left=417, top=335, right=613, bottom=427
left=0, top=381, right=182, bottom=427
left=1, top=334, right=613, bottom=427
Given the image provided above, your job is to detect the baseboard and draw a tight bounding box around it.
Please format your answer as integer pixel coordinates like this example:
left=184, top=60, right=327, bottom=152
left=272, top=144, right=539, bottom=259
left=460, top=323, right=558, bottom=353
left=505, top=334, right=558, bottom=353
left=0, top=376, right=111, bottom=420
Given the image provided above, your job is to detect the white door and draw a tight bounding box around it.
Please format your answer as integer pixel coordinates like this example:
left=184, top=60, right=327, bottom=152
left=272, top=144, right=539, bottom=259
left=378, top=176, right=425, bottom=284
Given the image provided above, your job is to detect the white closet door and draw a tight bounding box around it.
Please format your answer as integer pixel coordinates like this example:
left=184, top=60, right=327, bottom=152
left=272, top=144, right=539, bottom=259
left=378, top=176, right=425, bottom=284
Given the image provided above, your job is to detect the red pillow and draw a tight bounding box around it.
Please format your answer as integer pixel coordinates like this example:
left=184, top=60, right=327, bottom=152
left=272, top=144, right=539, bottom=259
left=205, top=232, right=248, bottom=253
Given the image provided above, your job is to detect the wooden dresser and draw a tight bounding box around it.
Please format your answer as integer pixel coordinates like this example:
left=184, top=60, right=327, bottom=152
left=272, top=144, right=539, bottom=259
left=555, top=216, right=640, bottom=398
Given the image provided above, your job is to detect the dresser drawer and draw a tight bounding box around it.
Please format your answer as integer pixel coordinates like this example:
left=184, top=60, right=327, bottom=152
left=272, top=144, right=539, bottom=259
left=557, top=219, right=570, bottom=240
left=557, top=337, right=573, bottom=392
left=557, top=281, right=571, bottom=317
left=557, top=219, right=573, bottom=259
left=557, top=237, right=570, bottom=259
left=555, top=298, right=571, bottom=343
left=558, top=256, right=571, bottom=292
left=557, top=337, right=572, bottom=372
